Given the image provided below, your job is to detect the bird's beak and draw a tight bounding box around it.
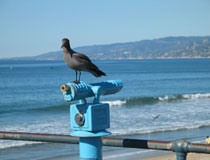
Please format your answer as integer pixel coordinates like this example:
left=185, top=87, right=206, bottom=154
left=61, top=44, right=63, bottom=48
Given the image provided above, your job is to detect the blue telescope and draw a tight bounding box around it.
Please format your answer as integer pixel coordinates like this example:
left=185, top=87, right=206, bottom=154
left=60, top=80, right=123, bottom=103
left=61, top=80, right=123, bottom=160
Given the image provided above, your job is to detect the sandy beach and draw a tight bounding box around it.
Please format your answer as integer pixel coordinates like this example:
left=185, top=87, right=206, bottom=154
left=134, top=153, right=210, bottom=160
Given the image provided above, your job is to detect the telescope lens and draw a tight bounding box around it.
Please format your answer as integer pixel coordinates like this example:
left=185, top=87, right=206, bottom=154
left=60, top=85, right=69, bottom=92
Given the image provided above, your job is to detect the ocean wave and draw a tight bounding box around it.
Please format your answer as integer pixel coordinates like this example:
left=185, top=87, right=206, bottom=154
left=182, top=93, right=210, bottom=99
left=110, top=123, right=210, bottom=136
left=103, top=92, right=210, bottom=107
left=0, top=104, right=70, bottom=115
left=1, top=93, right=209, bottom=113
left=29, top=104, right=70, bottom=112
left=102, top=100, right=126, bottom=107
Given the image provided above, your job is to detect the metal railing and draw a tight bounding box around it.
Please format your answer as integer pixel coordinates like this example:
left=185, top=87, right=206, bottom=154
left=0, top=131, right=210, bottom=160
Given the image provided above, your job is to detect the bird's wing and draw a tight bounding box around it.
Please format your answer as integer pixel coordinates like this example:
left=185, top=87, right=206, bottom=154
left=74, top=53, right=99, bottom=69
left=74, top=53, right=91, bottom=62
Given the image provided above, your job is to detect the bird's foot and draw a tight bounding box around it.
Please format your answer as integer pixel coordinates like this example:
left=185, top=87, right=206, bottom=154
left=72, top=80, right=80, bottom=84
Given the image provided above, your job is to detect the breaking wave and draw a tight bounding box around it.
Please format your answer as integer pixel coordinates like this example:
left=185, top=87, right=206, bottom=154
left=102, top=92, right=210, bottom=107
left=1, top=93, right=210, bottom=113
left=110, top=123, right=210, bottom=136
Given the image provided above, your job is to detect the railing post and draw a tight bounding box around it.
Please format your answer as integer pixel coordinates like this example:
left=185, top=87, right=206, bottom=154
left=172, top=139, right=188, bottom=160
left=176, top=152, right=187, bottom=160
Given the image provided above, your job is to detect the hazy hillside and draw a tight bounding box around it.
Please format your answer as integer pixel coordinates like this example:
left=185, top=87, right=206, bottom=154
left=3, top=36, right=210, bottom=60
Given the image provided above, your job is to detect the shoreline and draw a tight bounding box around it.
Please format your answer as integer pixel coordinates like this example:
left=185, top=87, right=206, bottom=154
left=133, top=153, right=210, bottom=160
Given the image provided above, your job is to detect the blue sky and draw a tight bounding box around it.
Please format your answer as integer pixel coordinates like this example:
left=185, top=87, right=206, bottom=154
left=0, top=0, right=210, bottom=58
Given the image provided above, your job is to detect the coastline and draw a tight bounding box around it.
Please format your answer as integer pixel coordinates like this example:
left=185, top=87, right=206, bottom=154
left=133, top=153, right=210, bottom=160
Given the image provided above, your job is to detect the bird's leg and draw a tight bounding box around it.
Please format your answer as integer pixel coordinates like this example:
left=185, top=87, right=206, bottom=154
left=78, top=71, right=81, bottom=82
left=75, top=71, right=78, bottom=82
left=72, top=71, right=80, bottom=84
left=73, top=71, right=79, bottom=84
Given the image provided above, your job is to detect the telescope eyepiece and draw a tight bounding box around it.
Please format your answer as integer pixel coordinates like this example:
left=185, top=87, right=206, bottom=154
left=60, top=84, right=69, bottom=92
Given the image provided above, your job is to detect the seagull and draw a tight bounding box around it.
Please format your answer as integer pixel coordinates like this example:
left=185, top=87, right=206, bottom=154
left=61, top=38, right=106, bottom=83
left=153, top=114, right=160, bottom=121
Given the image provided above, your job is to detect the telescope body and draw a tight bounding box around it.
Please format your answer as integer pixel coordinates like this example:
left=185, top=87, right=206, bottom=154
left=61, top=80, right=123, bottom=102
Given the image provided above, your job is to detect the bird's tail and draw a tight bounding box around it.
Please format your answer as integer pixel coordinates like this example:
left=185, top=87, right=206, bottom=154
left=89, top=69, right=106, bottom=77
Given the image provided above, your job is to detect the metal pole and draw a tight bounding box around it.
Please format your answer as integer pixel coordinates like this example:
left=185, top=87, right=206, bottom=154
left=188, top=143, right=210, bottom=153
left=80, top=137, right=102, bottom=160
left=0, top=131, right=79, bottom=144
left=102, top=137, right=172, bottom=150
left=172, top=139, right=188, bottom=160
left=176, top=152, right=187, bottom=160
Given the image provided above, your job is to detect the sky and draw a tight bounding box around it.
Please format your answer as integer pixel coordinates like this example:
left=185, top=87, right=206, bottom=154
left=0, top=0, right=210, bottom=58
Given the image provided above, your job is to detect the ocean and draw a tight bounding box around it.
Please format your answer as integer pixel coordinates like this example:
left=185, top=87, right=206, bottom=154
left=0, top=59, right=210, bottom=160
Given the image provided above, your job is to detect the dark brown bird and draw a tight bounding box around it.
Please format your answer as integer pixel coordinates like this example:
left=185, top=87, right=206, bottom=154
left=61, top=38, right=106, bottom=83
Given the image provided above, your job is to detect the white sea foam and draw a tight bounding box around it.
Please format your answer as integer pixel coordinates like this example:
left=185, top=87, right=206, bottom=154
left=102, top=100, right=126, bottom=107
left=103, top=92, right=210, bottom=107
left=158, top=93, right=210, bottom=102
left=183, top=93, right=210, bottom=99
left=158, top=95, right=176, bottom=101
left=110, top=123, right=210, bottom=136
left=0, top=118, right=70, bottom=149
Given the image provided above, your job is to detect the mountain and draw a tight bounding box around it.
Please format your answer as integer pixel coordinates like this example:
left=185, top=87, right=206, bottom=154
left=3, top=36, right=210, bottom=60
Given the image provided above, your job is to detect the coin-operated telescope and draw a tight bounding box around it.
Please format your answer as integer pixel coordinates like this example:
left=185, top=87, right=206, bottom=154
left=61, top=80, right=123, bottom=160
